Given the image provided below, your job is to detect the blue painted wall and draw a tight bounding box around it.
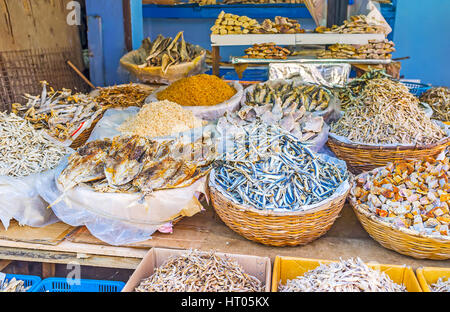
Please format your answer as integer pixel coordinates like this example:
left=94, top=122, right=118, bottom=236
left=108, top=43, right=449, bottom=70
left=393, top=0, right=450, bottom=86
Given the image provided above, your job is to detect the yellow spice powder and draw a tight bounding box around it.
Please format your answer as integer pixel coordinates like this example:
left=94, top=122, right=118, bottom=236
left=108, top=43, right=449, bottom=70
left=117, top=100, right=205, bottom=137
left=156, top=74, right=236, bottom=107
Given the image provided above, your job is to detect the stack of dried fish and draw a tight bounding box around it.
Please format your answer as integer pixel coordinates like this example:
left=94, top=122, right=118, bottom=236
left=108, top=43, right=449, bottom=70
left=315, top=15, right=386, bottom=34
left=212, top=124, right=348, bottom=211
left=419, top=87, right=450, bottom=122
left=94, top=83, right=154, bottom=109
left=135, top=250, right=263, bottom=292
left=430, top=278, right=450, bottom=292
left=57, top=135, right=216, bottom=195
left=137, top=32, right=204, bottom=73
left=279, top=258, right=406, bottom=292
left=317, top=44, right=357, bottom=59
left=12, top=82, right=103, bottom=143
left=351, top=155, right=450, bottom=238
left=0, top=277, right=30, bottom=292
left=331, top=78, right=446, bottom=145
left=317, top=40, right=395, bottom=60
left=210, top=11, right=260, bottom=34
left=223, top=0, right=302, bottom=3
left=243, top=43, right=291, bottom=59
left=258, top=16, right=305, bottom=34
left=189, top=0, right=216, bottom=5
left=0, top=112, right=68, bottom=177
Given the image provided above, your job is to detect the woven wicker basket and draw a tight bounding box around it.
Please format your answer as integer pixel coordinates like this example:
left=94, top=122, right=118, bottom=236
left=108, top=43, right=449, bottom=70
left=327, top=135, right=450, bottom=175
left=69, top=111, right=105, bottom=149
left=349, top=197, right=450, bottom=260
left=210, top=185, right=350, bottom=247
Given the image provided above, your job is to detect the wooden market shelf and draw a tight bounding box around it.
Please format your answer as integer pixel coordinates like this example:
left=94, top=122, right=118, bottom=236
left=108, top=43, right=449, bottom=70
left=230, top=56, right=392, bottom=65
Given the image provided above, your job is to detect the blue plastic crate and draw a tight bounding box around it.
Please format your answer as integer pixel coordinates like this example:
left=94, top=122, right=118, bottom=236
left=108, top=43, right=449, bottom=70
left=401, top=81, right=432, bottom=97
left=34, top=278, right=125, bottom=292
left=3, top=274, right=41, bottom=292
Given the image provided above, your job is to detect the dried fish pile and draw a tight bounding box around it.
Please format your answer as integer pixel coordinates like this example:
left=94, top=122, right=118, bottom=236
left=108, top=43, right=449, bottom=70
left=135, top=250, right=263, bottom=292
left=0, top=277, right=30, bottom=292
left=213, top=124, right=348, bottom=211
left=0, top=112, right=68, bottom=177
left=419, top=87, right=450, bottom=122
left=331, top=78, right=446, bottom=145
left=315, top=15, right=386, bottom=34
left=317, top=40, right=395, bottom=59
left=57, top=135, right=216, bottom=195
left=94, top=84, right=154, bottom=109
left=430, top=277, right=450, bottom=292
left=351, top=155, right=450, bottom=238
left=189, top=0, right=216, bottom=5
left=12, top=82, right=103, bottom=142
left=118, top=101, right=205, bottom=138
left=137, top=32, right=204, bottom=73
left=223, top=0, right=302, bottom=3
left=259, top=16, right=305, bottom=34
left=279, top=258, right=406, bottom=292
left=243, top=43, right=291, bottom=59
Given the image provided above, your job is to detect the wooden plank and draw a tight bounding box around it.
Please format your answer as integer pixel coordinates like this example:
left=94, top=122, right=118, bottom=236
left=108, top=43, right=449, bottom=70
left=42, top=263, right=55, bottom=279
left=0, top=221, right=76, bottom=246
left=0, top=260, right=11, bottom=271
left=212, top=46, right=220, bottom=76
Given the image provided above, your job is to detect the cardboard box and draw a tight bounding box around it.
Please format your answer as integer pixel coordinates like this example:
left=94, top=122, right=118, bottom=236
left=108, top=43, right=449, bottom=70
left=123, top=247, right=271, bottom=292
left=416, top=267, right=450, bottom=292
left=272, top=256, right=422, bottom=292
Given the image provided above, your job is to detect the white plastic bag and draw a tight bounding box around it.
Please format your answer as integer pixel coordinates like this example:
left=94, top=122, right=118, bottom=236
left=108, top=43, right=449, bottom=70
left=145, top=81, right=243, bottom=121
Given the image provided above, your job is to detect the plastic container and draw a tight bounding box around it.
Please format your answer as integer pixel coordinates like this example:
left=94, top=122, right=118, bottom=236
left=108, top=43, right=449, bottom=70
left=3, top=274, right=41, bottom=292
left=401, top=81, right=431, bottom=97
left=272, top=256, right=422, bottom=292
left=416, top=267, right=450, bottom=292
left=34, top=278, right=125, bottom=292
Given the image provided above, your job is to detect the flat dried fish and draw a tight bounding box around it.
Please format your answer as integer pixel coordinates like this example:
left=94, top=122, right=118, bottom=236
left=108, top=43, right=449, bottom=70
left=279, top=258, right=406, bottom=292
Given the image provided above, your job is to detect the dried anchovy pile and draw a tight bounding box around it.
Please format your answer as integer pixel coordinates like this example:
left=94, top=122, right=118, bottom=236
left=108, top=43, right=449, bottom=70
left=279, top=258, right=406, bottom=292
left=351, top=155, right=450, bottom=238
left=430, top=277, right=450, bottom=292
left=0, top=277, right=30, bottom=292
left=12, top=81, right=103, bottom=142
left=135, top=250, right=264, bottom=292
left=331, top=78, right=446, bottom=145
left=315, top=15, right=386, bottom=34
left=94, top=83, right=154, bottom=109
left=419, top=87, right=450, bottom=122
left=0, top=112, right=68, bottom=177
left=213, top=124, right=348, bottom=211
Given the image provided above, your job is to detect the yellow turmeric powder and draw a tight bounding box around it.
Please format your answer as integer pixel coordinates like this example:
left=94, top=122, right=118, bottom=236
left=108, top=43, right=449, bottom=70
left=156, top=74, right=236, bottom=107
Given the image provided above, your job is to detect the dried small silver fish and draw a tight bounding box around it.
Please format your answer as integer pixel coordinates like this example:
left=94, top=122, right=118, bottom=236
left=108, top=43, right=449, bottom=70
left=0, top=277, right=30, bottom=292
left=430, top=277, right=450, bottom=292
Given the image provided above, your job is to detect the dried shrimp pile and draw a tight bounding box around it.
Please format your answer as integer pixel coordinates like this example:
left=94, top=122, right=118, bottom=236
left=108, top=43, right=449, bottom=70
left=135, top=250, right=264, bottom=292
left=331, top=78, right=446, bottom=145
left=94, top=83, right=154, bottom=109
left=0, top=112, right=68, bottom=177
left=419, top=87, right=450, bottom=121
left=430, top=277, right=450, bottom=292
left=279, top=258, right=406, bottom=292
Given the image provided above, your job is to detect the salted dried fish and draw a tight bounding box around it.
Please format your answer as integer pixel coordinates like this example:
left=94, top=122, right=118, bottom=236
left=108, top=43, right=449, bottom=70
left=94, top=83, right=154, bottom=109
left=419, top=87, right=450, bottom=122
left=318, top=39, right=395, bottom=60
left=0, top=112, right=68, bottom=177
left=279, top=258, right=406, bottom=292
left=0, top=277, right=30, bottom=292
left=243, top=43, right=291, bottom=59
left=430, top=277, right=450, bottom=292
left=135, top=250, right=264, bottom=292
left=316, top=15, right=386, bottom=34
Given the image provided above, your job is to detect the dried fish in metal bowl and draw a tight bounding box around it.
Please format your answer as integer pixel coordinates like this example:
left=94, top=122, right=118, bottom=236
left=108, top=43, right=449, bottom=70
left=430, top=277, right=450, bottom=292
left=135, top=250, right=264, bottom=292
left=419, top=87, right=450, bottom=122
left=0, top=112, right=69, bottom=177
left=279, top=258, right=406, bottom=292
left=12, top=81, right=103, bottom=143
left=0, top=277, right=30, bottom=292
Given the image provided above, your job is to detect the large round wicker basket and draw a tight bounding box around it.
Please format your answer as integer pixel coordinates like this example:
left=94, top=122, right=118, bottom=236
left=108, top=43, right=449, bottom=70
left=327, top=135, right=450, bottom=175
left=350, top=197, right=450, bottom=260
left=210, top=185, right=350, bottom=247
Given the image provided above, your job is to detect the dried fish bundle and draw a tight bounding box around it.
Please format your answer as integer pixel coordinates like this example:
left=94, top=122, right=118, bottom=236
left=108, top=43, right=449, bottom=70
left=351, top=155, right=450, bottom=238
left=211, top=11, right=260, bottom=35
left=419, top=87, right=450, bottom=122
left=316, top=15, right=386, bottom=34
left=331, top=78, right=446, bottom=145
left=279, top=258, right=406, bottom=292
left=243, top=43, right=291, bottom=59
left=137, top=32, right=204, bottom=74
left=0, top=112, right=68, bottom=177
left=213, top=123, right=348, bottom=211
left=430, top=277, right=450, bottom=292
left=0, top=277, right=30, bottom=292
left=135, top=250, right=264, bottom=292
left=94, top=83, right=154, bottom=109
left=12, top=81, right=103, bottom=143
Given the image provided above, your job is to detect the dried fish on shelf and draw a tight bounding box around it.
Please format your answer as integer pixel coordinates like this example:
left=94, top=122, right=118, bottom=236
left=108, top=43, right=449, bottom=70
left=0, top=112, right=69, bottom=177
left=315, top=15, right=386, bottom=34
left=94, top=83, right=154, bottom=109
left=135, top=250, right=264, bottom=292
left=223, top=0, right=303, bottom=3
left=243, top=43, right=291, bottom=59
left=351, top=154, right=450, bottom=238
left=317, top=40, right=395, bottom=60
left=419, top=87, right=450, bottom=122
left=137, top=32, right=204, bottom=74
left=57, top=135, right=216, bottom=196
left=331, top=78, right=446, bottom=145
left=0, top=277, right=30, bottom=292
left=279, top=258, right=406, bottom=292
left=212, top=123, right=348, bottom=211
left=210, top=11, right=260, bottom=35
left=259, top=16, right=305, bottom=34
left=430, top=277, right=450, bottom=292
left=12, top=81, right=103, bottom=143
